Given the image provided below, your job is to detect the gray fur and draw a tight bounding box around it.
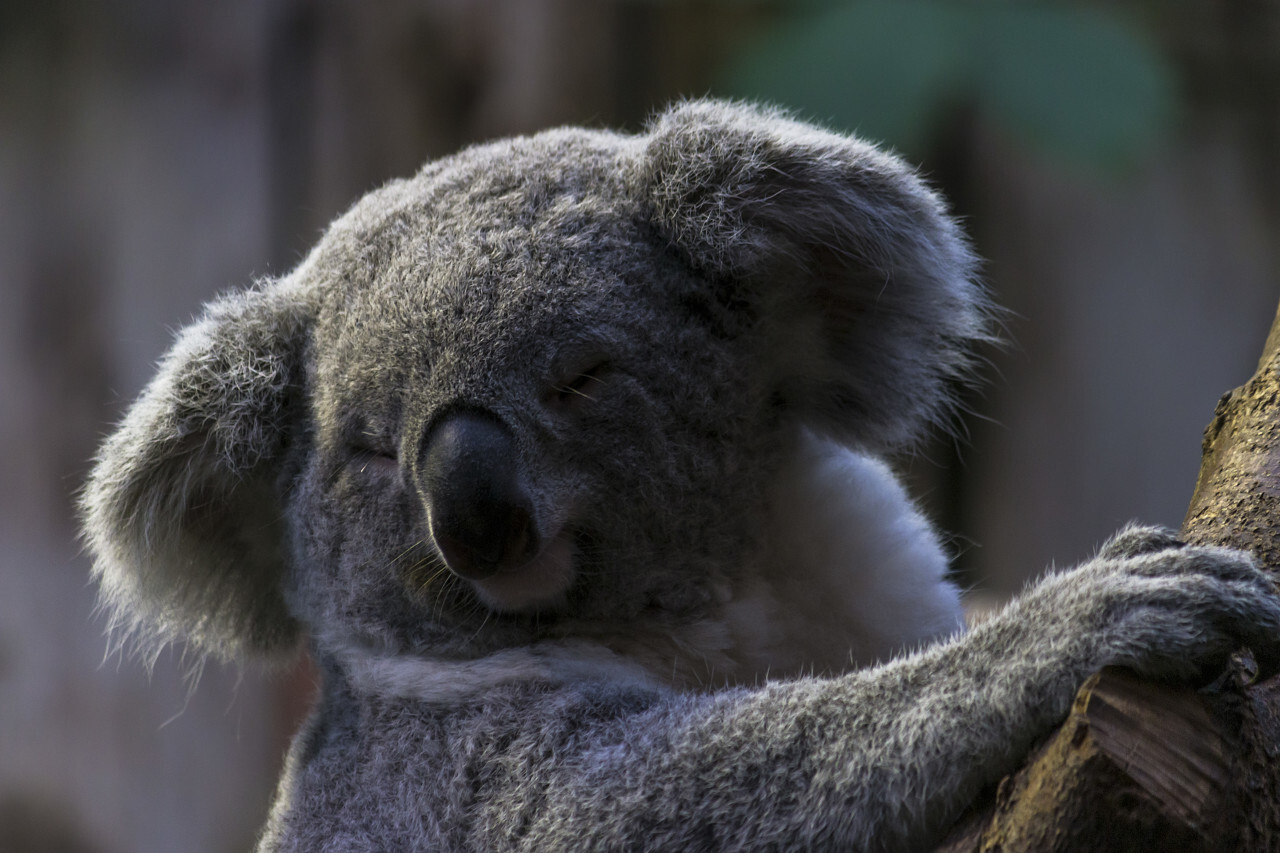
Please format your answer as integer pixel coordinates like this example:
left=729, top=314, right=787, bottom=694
left=80, top=101, right=1280, bottom=851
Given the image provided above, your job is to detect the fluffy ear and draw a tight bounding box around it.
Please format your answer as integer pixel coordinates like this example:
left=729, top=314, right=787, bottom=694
left=81, top=278, right=315, bottom=663
left=638, top=100, right=991, bottom=450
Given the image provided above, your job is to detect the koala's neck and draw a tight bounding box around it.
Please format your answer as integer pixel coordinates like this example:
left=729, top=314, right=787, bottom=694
left=536, top=430, right=966, bottom=689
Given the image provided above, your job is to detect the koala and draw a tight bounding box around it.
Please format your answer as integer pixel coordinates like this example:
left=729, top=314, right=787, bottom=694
left=81, top=101, right=1280, bottom=852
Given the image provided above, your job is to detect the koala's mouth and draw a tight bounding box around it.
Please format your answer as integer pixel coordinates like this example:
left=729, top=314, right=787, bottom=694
left=469, top=529, right=576, bottom=614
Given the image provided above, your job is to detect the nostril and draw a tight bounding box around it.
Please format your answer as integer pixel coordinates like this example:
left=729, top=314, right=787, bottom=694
left=503, top=504, right=536, bottom=568
left=429, top=503, right=537, bottom=581
left=433, top=530, right=501, bottom=581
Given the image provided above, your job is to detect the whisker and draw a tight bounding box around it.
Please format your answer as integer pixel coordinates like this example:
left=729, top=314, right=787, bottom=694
left=556, top=385, right=596, bottom=401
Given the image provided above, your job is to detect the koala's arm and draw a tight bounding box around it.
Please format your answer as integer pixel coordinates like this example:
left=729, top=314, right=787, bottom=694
left=269, top=532, right=1280, bottom=853
left=514, top=537, right=1276, bottom=852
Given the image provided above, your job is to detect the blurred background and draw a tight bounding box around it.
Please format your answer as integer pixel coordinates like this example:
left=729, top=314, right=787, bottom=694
left=1, top=1, right=1276, bottom=850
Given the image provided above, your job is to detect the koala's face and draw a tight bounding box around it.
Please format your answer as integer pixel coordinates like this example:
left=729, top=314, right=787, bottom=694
left=82, top=101, right=984, bottom=662
left=287, top=139, right=779, bottom=653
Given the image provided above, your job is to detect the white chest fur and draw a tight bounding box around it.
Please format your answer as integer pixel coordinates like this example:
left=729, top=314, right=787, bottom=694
left=718, top=429, right=965, bottom=680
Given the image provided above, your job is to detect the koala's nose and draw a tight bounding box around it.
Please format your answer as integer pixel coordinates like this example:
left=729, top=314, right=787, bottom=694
left=415, top=411, right=538, bottom=581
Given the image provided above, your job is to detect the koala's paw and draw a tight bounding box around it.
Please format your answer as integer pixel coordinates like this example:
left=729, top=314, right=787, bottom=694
left=1095, top=523, right=1183, bottom=560
left=1023, top=539, right=1280, bottom=686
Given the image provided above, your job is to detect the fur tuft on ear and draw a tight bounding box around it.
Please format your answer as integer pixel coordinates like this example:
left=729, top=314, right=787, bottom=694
left=638, top=99, right=993, bottom=450
left=81, top=278, right=315, bottom=663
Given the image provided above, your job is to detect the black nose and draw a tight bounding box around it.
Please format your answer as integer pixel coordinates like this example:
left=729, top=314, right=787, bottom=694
left=415, top=411, right=537, bottom=581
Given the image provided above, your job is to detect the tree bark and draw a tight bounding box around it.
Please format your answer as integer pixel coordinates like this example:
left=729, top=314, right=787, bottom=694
left=936, top=301, right=1280, bottom=851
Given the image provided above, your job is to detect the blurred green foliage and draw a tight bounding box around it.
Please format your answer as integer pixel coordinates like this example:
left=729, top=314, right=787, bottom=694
left=719, top=0, right=1177, bottom=168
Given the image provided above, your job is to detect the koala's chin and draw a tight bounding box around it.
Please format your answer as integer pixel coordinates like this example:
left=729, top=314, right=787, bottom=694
left=468, top=530, right=576, bottom=613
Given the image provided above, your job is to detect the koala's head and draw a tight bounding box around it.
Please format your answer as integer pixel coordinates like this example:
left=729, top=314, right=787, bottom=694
left=81, top=101, right=986, bottom=663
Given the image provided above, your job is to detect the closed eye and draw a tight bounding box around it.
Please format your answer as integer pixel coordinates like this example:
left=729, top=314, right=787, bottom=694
left=548, top=360, right=612, bottom=409
left=348, top=438, right=399, bottom=476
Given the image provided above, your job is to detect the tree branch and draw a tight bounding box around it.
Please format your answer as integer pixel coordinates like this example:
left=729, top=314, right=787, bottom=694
left=935, top=301, right=1280, bottom=851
